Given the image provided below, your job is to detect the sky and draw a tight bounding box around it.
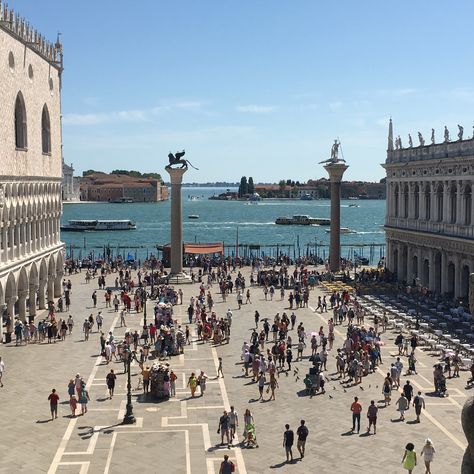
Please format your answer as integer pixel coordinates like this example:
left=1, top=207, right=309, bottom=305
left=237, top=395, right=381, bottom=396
left=11, top=0, right=474, bottom=183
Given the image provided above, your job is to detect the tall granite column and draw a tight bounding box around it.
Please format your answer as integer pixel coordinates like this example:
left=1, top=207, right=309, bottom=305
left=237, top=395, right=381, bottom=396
left=324, top=162, right=349, bottom=273
left=165, top=166, right=192, bottom=284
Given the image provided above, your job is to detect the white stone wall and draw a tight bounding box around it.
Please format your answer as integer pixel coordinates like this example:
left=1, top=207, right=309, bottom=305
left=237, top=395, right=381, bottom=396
left=0, top=26, right=62, bottom=178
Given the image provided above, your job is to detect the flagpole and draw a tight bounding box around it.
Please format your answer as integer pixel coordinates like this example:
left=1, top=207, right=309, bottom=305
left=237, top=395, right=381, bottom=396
left=236, top=226, right=239, bottom=258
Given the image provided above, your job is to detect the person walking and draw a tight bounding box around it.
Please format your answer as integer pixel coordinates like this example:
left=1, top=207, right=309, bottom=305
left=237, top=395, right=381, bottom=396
left=217, top=410, right=231, bottom=447
left=396, top=392, right=409, bottom=421
left=350, top=396, right=362, bottom=434
left=169, top=370, right=177, bottom=397
left=229, top=406, right=239, bottom=441
left=402, top=442, right=417, bottom=473
left=257, top=372, right=266, bottom=401
left=219, top=454, right=235, bottom=474
left=187, top=372, right=198, bottom=398
left=283, top=424, right=294, bottom=462
left=198, top=370, right=208, bottom=397
left=217, top=357, right=224, bottom=378
left=79, top=384, right=90, bottom=415
left=268, top=373, right=279, bottom=401
left=413, top=391, right=425, bottom=423
left=48, top=388, right=59, bottom=420
left=421, top=438, right=435, bottom=474
left=106, top=369, right=117, bottom=399
left=69, top=395, right=78, bottom=417
left=366, top=400, right=378, bottom=434
left=296, top=420, right=309, bottom=459
left=0, top=357, right=5, bottom=387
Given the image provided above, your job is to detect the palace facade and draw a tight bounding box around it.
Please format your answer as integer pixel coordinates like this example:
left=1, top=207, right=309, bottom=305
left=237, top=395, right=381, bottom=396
left=0, top=3, right=64, bottom=339
left=383, top=120, right=473, bottom=300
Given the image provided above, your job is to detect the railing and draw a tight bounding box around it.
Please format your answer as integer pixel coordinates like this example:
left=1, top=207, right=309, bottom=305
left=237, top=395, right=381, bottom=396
left=385, top=217, right=474, bottom=239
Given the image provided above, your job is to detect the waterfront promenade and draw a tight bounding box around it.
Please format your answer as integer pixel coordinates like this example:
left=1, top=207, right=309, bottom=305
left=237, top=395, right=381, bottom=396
left=0, top=266, right=468, bottom=473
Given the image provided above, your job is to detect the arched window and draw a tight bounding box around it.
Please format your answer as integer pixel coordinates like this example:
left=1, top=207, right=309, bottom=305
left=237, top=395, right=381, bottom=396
left=436, top=184, right=443, bottom=222
left=14, top=92, right=27, bottom=149
left=464, top=184, right=472, bottom=225
left=414, top=184, right=420, bottom=219
left=394, top=185, right=399, bottom=217
left=41, top=104, right=51, bottom=154
left=403, top=184, right=409, bottom=218
left=450, top=184, right=457, bottom=224
left=424, top=184, right=431, bottom=220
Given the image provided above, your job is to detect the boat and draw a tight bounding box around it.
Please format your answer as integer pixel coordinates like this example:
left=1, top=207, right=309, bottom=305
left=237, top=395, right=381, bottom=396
left=188, top=215, right=199, bottom=219
left=110, top=197, right=134, bottom=203
left=61, top=219, right=136, bottom=231
left=249, top=192, right=262, bottom=202
left=300, top=193, right=314, bottom=201
left=348, top=196, right=359, bottom=200
left=324, top=227, right=357, bottom=234
left=275, top=215, right=330, bottom=226
left=348, top=203, right=359, bottom=208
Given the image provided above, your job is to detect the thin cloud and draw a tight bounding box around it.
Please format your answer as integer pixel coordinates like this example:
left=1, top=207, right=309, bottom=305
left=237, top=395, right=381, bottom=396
left=375, top=88, right=416, bottom=97
left=329, top=101, right=343, bottom=111
left=236, top=104, right=277, bottom=114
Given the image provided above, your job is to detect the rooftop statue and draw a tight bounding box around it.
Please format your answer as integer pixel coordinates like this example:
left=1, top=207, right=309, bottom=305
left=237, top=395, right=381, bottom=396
left=444, top=126, right=450, bottom=143
left=319, top=139, right=346, bottom=164
left=166, top=150, right=199, bottom=170
left=431, top=128, right=435, bottom=145
left=408, top=134, right=413, bottom=148
left=418, top=132, right=425, bottom=146
left=458, top=124, right=464, bottom=141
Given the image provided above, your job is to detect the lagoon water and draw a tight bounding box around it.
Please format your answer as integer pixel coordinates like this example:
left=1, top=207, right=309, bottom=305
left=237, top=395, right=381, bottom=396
left=62, top=188, right=386, bottom=262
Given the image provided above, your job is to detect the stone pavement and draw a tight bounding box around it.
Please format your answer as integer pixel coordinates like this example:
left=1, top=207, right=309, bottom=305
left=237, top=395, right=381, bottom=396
left=0, top=267, right=468, bottom=473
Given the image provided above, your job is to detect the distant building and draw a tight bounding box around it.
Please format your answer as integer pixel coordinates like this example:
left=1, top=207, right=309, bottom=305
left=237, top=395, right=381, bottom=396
left=62, top=160, right=80, bottom=201
left=80, top=173, right=169, bottom=202
left=383, top=119, right=473, bottom=300
left=0, top=2, right=65, bottom=339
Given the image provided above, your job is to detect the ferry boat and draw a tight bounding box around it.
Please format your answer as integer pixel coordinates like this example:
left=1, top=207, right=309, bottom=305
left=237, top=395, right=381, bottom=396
left=61, top=220, right=136, bottom=231
left=275, top=215, right=330, bottom=226
left=324, top=227, right=357, bottom=234
left=188, top=215, right=200, bottom=219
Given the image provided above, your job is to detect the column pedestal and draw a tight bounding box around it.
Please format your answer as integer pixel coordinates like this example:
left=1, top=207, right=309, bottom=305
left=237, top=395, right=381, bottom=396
left=165, top=166, right=192, bottom=284
left=324, top=162, right=349, bottom=273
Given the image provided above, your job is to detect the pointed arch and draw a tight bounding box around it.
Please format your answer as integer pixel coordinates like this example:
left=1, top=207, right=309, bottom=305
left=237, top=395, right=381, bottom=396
left=41, top=104, right=51, bottom=154
left=14, top=91, right=27, bottom=149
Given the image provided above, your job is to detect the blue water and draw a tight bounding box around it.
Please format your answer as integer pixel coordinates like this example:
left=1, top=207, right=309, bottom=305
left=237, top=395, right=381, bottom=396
left=61, top=187, right=386, bottom=262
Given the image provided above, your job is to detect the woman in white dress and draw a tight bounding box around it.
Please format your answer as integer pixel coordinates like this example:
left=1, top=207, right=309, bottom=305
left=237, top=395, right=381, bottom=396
left=420, top=438, right=436, bottom=474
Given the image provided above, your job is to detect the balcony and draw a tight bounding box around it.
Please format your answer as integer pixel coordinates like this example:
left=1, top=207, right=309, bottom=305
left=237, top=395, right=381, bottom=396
left=385, top=217, right=474, bottom=240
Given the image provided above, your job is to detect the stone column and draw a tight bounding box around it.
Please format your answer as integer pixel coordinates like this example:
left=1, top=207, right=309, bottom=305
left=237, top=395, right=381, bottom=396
left=17, top=290, right=28, bottom=323
left=441, top=251, right=449, bottom=294
left=47, top=276, right=55, bottom=304
left=406, top=246, right=413, bottom=284
left=29, top=284, right=37, bottom=318
left=38, top=279, right=46, bottom=309
left=165, top=166, right=192, bottom=284
left=428, top=250, right=436, bottom=292
left=323, top=162, right=349, bottom=272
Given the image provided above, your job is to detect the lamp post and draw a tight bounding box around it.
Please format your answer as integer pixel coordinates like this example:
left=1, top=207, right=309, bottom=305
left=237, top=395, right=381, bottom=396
left=122, top=345, right=138, bottom=425
left=142, top=288, right=147, bottom=328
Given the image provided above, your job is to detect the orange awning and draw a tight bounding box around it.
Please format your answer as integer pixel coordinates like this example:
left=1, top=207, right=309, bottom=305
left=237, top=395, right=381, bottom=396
left=183, top=243, right=224, bottom=255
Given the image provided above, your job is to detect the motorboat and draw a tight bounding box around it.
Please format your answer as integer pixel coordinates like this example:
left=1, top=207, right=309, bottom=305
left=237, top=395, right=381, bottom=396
left=324, top=227, right=357, bottom=234
left=188, top=215, right=200, bottom=219
left=60, top=219, right=136, bottom=231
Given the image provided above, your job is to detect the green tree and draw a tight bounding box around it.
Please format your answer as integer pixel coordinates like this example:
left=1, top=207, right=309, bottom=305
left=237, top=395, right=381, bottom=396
left=82, top=169, right=97, bottom=176
left=238, top=176, right=248, bottom=197
left=248, top=177, right=255, bottom=194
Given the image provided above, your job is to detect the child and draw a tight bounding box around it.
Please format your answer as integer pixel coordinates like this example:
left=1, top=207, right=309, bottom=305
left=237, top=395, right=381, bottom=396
left=69, top=395, right=78, bottom=417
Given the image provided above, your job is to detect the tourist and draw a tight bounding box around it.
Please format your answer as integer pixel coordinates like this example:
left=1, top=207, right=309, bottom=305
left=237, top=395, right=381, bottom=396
left=421, top=438, right=436, bottom=474
left=142, top=366, right=151, bottom=394
left=268, top=372, right=279, bottom=400
left=67, top=315, right=74, bottom=334
left=187, top=372, right=198, bottom=397
left=403, top=380, right=413, bottom=407
left=396, top=392, right=409, bottom=421
left=401, top=442, right=417, bottom=473
left=96, top=312, right=103, bottom=332
left=0, top=357, right=5, bottom=387
left=237, top=291, right=243, bottom=309
left=67, top=379, right=75, bottom=399
left=366, top=400, right=378, bottom=434
left=119, top=309, right=127, bottom=327
left=75, top=374, right=83, bottom=397
left=229, top=406, right=239, bottom=440
left=296, top=420, right=309, bottom=459
left=198, top=370, right=208, bottom=397
left=217, top=410, right=231, bottom=447
left=283, top=424, right=294, bottom=462
left=48, top=388, right=59, bottom=420
left=106, top=369, right=116, bottom=399
left=350, top=396, right=362, bottom=433
left=413, top=391, right=425, bottom=423
left=383, top=377, right=392, bottom=406
left=79, top=383, right=90, bottom=415
left=217, top=357, right=224, bottom=378
left=169, top=370, right=177, bottom=397
left=257, top=371, right=266, bottom=400
left=219, top=454, right=235, bottom=474
left=69, top=395, right=78, bottom=417
left=92, top=290, right=97, bottom=307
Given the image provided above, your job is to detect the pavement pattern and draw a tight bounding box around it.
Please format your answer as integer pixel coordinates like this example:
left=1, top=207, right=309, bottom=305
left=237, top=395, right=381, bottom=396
left=0, top=266, right=469, bottom=473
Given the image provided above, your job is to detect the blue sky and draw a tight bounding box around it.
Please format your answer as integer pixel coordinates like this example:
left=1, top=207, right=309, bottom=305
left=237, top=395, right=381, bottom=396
left=12, top=0, right=474, bottom=183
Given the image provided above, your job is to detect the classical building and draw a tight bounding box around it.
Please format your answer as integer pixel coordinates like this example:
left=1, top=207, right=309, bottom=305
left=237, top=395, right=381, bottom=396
left=62, top=160, right=80, bottom=201
left=0, top=3, right=64, bottom=339
left=383, top=119, right=473, bottom=300
left=80, top=173, right=169, bottom=202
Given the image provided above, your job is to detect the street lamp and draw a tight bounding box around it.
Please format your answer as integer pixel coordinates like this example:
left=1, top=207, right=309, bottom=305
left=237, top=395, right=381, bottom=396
left=122, top=345, right=139, bottom=425
left=142, top=288, right=147, bottom=328
left=150, top=257, right=156, bottom=297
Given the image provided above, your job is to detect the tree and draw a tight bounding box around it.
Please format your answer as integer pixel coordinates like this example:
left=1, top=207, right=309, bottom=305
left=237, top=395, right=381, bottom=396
left=248, top=177, right=255, bottom=194
left=238, top=176, right=248, bottom=197
left=82, top=169, right=97, bottom=176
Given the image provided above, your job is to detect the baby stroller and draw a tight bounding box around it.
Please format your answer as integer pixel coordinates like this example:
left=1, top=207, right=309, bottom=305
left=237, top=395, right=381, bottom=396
left=243, top=423, right=259, bottom=448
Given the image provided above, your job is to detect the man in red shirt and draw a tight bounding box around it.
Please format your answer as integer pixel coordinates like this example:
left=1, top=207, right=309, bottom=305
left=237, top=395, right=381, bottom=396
left=48, top=388, right=59, bottom=420
left=350, top=396, right=362, bottom=433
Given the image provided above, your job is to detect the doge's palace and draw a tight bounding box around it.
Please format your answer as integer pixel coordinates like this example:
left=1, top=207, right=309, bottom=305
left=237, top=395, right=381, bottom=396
left=0, top=2, right=64, bottom=340
left=383, top=119, right=474, bottom=301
